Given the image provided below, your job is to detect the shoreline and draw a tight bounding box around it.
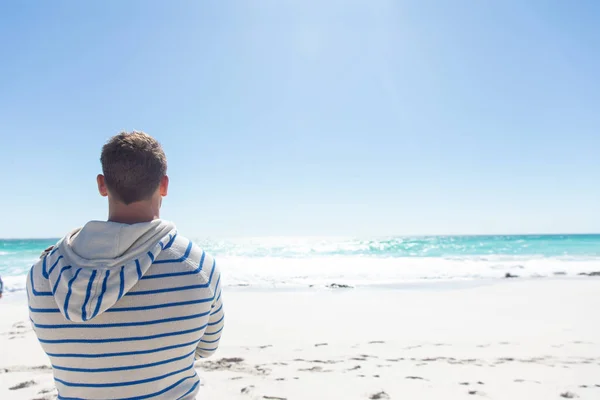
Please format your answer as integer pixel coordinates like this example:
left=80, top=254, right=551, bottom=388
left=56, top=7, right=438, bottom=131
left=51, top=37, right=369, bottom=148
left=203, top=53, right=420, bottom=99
left=3, top=273, right=600, bottom=299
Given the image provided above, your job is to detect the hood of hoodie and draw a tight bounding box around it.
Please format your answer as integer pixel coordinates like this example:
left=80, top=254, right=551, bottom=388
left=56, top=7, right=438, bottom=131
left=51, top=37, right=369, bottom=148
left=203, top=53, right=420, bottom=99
left=46, top=219, right=176, bottom=322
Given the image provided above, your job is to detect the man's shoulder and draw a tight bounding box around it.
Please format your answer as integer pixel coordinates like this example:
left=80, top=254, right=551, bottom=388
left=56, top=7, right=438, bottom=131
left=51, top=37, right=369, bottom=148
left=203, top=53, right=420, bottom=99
left=28, top=243, right=59, bottom=277
left=157, top=232, right=218, bottom=280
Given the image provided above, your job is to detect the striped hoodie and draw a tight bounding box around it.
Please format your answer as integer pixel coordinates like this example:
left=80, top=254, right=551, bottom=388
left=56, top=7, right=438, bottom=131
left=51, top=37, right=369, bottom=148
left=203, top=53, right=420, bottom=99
left=26, top=219, right=223, bottom=400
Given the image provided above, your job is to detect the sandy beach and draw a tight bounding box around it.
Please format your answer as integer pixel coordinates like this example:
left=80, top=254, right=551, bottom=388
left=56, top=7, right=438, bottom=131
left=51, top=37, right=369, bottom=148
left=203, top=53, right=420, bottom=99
left=1, top=278, right=599, bottom=400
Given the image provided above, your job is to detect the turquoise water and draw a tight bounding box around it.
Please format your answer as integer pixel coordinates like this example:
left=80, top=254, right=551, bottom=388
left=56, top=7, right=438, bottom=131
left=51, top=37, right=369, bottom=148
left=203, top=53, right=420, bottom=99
left=1, top=239, right=57, bottom=276
left=196, top=234, right=600, bottom=258
left=2, top=235, right=600, bottom=291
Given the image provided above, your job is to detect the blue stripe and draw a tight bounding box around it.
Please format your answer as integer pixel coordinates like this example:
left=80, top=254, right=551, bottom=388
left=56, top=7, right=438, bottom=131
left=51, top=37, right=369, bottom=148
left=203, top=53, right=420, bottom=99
left=141, top=270, right=198, bottom=280
left=50, top=246, right=59, bottom=256
left=56, top=373, right=197, bottom=400
left=205, top=259, right=216, bottom=282
left=163, top=232, right=178, bottom=250
left=131, top=265, right=217, bottom=296
left=42, top=256, right=48, bottom=278
left=208, top=315, right=224, bottom=326
left=32, top=310, right=210, bottom=329
left=28, top=306, right=60, bottom=313
left=47, top=338, right=199, bottom=358
left=141, top=250, right=206, bottom=280
left=53, top=349, right=195, bottom=373
left=52, top=266, right=73, bottom=295
left=117, top=266, right=125, bottom=300
left=197, top=346, right=218, bottom=352
left=177, top=379, right=200, bottom=400
left=55, top=362, right=194, bottom=388
left=48, top=255, right=64, bottom=276
left=90, top=270, right=110, bottom=320
left=107, top=286, right=219, bottom=311
left=38, top=323, right=207, bottom=344
left=136, top=259, right=142, bottom=279
left=153, top=240, right=192, bottom=264
left=63, top=268, right=82, bottom=321
left=199, top=250, right=206, bottom=269
left=81, top=270, right=97, bottom=322
left=210, top=303, right=223, bottom=316
left=29, top=268, right=52, bottom=296
left=212, top=278, right=222, bottom=303
left=148, top=251, right=155, bottom=262
left=204, top=326, right=223, bottom=336
left=216, top=288, right=222, bottom=303
left=200, top=337, right=221, bottom=344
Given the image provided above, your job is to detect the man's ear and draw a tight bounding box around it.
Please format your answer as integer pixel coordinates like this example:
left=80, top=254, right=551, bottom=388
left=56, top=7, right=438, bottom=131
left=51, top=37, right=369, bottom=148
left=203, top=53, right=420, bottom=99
left=160, top=175, right=169, bottom=197
left=97, top=174, right=108, bottom=197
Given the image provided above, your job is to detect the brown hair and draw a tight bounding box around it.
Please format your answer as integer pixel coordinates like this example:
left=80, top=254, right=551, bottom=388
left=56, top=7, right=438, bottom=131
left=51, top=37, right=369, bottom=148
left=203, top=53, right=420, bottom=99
left=100, top=131, right=167, bottom=205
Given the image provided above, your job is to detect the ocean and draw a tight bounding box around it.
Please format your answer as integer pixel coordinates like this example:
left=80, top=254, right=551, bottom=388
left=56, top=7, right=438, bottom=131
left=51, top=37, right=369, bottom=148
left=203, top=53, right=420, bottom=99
left=2, top=235, right=600, bottom=293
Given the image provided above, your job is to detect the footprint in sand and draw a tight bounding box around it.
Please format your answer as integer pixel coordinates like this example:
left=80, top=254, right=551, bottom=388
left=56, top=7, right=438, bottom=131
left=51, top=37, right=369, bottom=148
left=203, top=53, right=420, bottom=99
left=240, top=385, right=254, bottom=394
left=468, top=390, right=489, bottom=397
left=560, top=392, right=579, bottom=399
left=254, top=365, right=272, bottom=375
left=199, top=357, right=270, bottom=376
left=0, top=366, right=51, bottom=374
left=514, top=379, right=541, bottom=384
left=9, top=380, right=36, bottom=390
left=369, top=391, right=390, bottom=399
left=298, top=366, right=330, bottom=373
left=406, top=376, right=427, bottom=381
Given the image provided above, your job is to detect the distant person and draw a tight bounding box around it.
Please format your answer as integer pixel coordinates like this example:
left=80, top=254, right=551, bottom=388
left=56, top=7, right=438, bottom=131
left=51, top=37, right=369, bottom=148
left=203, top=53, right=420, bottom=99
left=27, top=132, right=224, bottom=400
left=0, top=275, right=3, bottom=298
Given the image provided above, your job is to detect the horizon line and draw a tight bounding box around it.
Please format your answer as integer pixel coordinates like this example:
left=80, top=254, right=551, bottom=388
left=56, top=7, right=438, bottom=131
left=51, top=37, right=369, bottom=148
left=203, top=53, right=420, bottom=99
left=2, top=232, right=600, bottom=241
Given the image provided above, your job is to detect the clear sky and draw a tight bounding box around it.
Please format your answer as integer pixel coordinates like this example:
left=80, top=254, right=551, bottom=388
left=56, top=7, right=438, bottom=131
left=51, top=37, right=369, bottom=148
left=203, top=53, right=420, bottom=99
left=1, top=1, right=599, bottom=238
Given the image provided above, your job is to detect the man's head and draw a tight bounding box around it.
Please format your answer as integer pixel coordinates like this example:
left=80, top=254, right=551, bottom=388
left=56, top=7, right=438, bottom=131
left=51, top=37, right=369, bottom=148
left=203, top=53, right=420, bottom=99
left=97, top=131, right=168, bottom=207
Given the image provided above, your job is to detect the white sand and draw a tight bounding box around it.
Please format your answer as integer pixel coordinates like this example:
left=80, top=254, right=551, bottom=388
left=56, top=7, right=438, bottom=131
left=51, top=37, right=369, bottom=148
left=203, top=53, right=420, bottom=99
left=1, top=278, right=600, bottom=399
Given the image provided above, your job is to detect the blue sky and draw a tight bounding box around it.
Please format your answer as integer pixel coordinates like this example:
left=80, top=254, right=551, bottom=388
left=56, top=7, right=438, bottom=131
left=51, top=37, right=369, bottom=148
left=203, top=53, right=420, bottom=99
left=1, top=1, right=599, bottom=238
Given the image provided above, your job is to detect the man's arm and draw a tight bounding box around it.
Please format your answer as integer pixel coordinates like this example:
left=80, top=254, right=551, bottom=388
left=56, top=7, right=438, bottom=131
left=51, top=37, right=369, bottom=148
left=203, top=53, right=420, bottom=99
left=195, top=284, right=224, bottom=359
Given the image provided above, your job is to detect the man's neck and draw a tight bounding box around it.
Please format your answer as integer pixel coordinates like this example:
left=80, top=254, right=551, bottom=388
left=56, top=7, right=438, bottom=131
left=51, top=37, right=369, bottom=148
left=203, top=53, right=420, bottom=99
left=107, top=200, right=160, bottom=224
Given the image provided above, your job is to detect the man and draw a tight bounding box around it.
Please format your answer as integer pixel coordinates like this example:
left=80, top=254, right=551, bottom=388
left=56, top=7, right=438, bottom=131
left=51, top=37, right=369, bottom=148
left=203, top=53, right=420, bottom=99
left=27, top=131, right=223, bottom=400
left=0, top=275, right=3, bottom=298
